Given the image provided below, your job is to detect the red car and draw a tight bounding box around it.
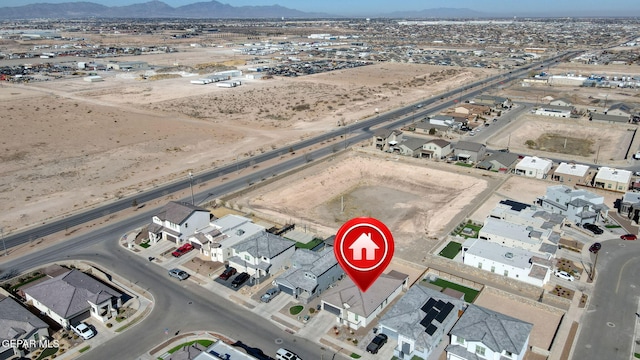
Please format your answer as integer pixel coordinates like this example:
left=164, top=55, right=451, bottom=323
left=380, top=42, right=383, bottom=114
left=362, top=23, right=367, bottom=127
left=621, top=234, right=637, bottom=241
left=219, top=267, right=237, bottom=280
left=171, top=243, right=194, bottom=257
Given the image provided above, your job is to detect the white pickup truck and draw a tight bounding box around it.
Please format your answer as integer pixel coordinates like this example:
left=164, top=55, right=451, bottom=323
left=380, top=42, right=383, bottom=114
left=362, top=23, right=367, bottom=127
left=71, top=322, right=95, bottom=340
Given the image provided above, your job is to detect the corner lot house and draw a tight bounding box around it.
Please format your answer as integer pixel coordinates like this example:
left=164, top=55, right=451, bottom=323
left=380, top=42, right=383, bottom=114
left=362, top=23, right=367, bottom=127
left=189, top=214, right=265, bottom=262
left=0, top=296, right=49, bottom=359
left=148, top=201, right=211, bottom=244
left=476, top=152, right=519, bottom=172
left=515, top=156, right=553, bottom=179
left=537, top=185, right=608, bottom=225
left=552, top=162, right=591, bottom=184
left=594, top=167, right=631, bottom=193
left=275, top=248, right=344, bottom=303
left=228, top=231, right=295, bottom=279
left=446, top=305, right=532, bottom=360
left=321, top=271, right=408, bottom=329
left=534, top=105, right=572, bottom=117
left=379, top=285, right=464, bottom=360
left=24, top=269, right=123, bottom=328
left=619, top=192, right=640, bottom=224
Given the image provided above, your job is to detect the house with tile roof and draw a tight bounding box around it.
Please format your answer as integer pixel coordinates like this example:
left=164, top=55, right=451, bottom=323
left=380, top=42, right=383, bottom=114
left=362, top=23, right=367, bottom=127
left=23, top=269, right=123, bottom=328
left=275, top=248, right=343, bottom=304
left=227, top=231, right=295, bottom=279
left=446, top=305, right=533, bottom=360
left=321, top=271, right=408, bottom=330
left=379, top=285, right=464, bottom=360
left=0, top=296, right=49, bottom=359
left=148, top=201, right=212, bottom=244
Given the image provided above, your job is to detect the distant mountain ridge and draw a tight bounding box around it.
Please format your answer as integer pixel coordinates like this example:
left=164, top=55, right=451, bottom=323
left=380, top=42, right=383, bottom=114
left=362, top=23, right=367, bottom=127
left=0, top=1, right=488, bottom=20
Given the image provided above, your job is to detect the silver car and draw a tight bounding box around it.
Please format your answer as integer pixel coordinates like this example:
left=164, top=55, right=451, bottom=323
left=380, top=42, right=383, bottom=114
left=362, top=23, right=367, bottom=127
left=261, top=287, right=280, bottom=303
left=168, top=268, right=189, bottom=281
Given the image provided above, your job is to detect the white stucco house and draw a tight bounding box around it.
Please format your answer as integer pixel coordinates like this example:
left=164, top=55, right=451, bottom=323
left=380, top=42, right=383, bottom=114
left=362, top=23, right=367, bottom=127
left=23, top=269, right=123, bottom=329
left=446, top=305, right=532, bottom=360
left=537, top=185, right=609, bottom=225
left=188, top=214, right=265, bottom=262
left=515, top=156, right=553, bottom=179
left=321, top=271, right=408, bottom=330
left=594, top=167, right=632, bottom=193
left=478, top=217, right=560, bottom=256
left=227, top=231, right=296, bottom=279
left=147, top=201, right=211, bottom=244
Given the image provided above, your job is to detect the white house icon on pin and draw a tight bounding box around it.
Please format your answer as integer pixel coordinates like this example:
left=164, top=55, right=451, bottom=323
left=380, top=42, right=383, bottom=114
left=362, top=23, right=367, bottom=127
left=349, top=233, right=379, bottom=260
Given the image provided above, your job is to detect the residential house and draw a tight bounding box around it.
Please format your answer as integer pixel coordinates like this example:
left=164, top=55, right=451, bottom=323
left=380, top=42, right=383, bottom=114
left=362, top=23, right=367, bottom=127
left=398, top=137, right=428, bottom=157
left=489, top=199, right=566, bottom=232
left=429, top=115, right=456, bottom=127
left=453, top=104, right=491, bottom=117
left=423, top=139, right=452, bottom=159
left=0, top=296, right=49, bottom=360
left=534, top=105, right=572, bottom=117
left=373, top=129, right=403, bottom=151
left=453, top=141, right=487, bottom=163
left=414, top=121, right=450, bottom=135
left=552, top=162, right=591, bottom=184
left=606, top=102, right=633, bottom=118
left=23, top=269, right=123, bottom=328
left=473, top=95, right=512, bottom=109
left=618, top=192, right=640, bottom=224
left=188, top=215, right=265, bottom=262
left=537, top=185, right=609, bottom=225
left=515, top=156, right=553, bottom=179
left=321, top=271, right=408, bottom=330
left=379, top=285, right=464, bottom=360
left=476, top=152, right=519, bottom=172
left=461, top=238, right=552, bottom=287
left=478, top=217, right=559, bottom=255
left=147, top=201, right=211, bottom=244
left=275, top=248, right=344, bottom=303
left=590, top=113, right=629, bottom=123
left=550, top=98, right=572, bottom=107
left=227, top=231, right=295, bottom=279
left=446, top=305, right=532, bottom=360
left=594, top=167, right=632, bottom=192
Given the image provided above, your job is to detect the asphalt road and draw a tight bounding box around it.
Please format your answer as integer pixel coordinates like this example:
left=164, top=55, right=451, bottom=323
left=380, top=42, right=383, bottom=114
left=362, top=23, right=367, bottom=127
left=572, top=238, right=640, bottom=360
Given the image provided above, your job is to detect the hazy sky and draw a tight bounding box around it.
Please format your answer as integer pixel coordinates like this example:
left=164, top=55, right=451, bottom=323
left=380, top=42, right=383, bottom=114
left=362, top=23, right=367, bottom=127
left=3, top=0, right=640, bottom=16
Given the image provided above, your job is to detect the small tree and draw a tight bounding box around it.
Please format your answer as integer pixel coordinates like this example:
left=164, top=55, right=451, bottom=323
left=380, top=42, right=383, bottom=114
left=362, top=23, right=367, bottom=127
left=525, top=140, right=536, bottom=148
left=428, top=128, right=437, bottom=135
left=131, top=199, right=138, bottom=208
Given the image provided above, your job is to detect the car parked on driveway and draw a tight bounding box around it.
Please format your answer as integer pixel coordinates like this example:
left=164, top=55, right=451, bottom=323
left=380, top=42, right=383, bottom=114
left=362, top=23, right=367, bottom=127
left=275, top=348, right=302, bottom=360
left=172, top=243, right=194, bottom=257
left=554, top=270, right=575, bottom=281
left=589, top=242, right=602, bottom=253
left=621, top=234, right=637, bottom=241
left=231, top=272, right=250, bottom=288
left=168, top=268, right=189, bottom=281
left=366, top=333, right=388, bottom=354
left=261, top=287, right=280, bottom=303
left=72, top=322, right=95, bottom=340
left=583, top=223, right=603, bottom=235
left=219, top=267, right=237, bottom=280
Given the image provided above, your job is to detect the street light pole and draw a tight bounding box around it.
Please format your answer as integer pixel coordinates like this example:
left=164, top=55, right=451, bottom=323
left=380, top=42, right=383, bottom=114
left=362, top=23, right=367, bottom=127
left=188, top=172, right=195, bottom=205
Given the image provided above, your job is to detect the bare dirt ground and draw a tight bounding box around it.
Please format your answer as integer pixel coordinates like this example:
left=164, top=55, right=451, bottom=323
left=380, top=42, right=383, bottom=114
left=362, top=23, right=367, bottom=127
left=234, top=151, right=491, bottom=260
left=0, top=43, right=496, bottom=234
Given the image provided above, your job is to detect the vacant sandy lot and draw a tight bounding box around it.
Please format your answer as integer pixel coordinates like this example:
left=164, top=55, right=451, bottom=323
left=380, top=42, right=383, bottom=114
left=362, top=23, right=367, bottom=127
left=0, top=43, right=496, bottom=234
left=235, top=152, right=492, bottom=259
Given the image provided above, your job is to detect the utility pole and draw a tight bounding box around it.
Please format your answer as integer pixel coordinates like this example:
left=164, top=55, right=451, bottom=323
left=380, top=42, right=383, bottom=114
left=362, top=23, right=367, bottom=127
left=188, top=172, right=195, bottom=205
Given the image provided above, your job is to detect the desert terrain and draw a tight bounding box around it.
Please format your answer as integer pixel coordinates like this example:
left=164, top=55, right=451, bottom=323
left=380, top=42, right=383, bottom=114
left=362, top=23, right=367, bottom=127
left=0, top=43, right=497, bottom=234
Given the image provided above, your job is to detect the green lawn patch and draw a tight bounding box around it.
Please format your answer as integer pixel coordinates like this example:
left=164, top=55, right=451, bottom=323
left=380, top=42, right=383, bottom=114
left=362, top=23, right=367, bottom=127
left=78, top=345, right=91, bottom=353
left=350, top=354, right=361, bottom=359
left=439, top=241, right=462, bottom=259
left=294, top=238, right=323, bottom=249
left=10, top=273, right=46, bottom=290
left=635, top=353, right=640, bottom=359
left=290, top=305, right=304, bottom=315
left=430, top=278, right=479, bottom=302
left=36, top=347, right=58, bottom=360
left=167, top=340, right=215, bottom=354
left=455, top=162, right=473, bottom=167
left=604, top=225, right=621, bottom=229
left=139, top=242, right=151, bottom=248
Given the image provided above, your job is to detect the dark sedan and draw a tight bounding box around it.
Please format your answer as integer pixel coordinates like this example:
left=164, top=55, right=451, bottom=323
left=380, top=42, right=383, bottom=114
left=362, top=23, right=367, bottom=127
left=366, top=333, right=388, bottom=354
left=231, top=272, right=250, bottom=288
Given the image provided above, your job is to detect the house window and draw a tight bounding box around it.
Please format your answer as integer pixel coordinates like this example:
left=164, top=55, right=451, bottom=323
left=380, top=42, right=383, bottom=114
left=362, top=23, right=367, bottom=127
left=476, top=345, right=486, bottom=356
left=34, top=333, right=39, bottom=341
left=505, top=351, right=513, bottom=358
left=185, top=223, right=188, bottom=228
left=355, top=314, right=359, bottom=321
left=478, top=263, right=482, bottom=269
left=607, top=184, right=612, bottom=189
left=490, top=266, right=495, bottom=273
left=456, top=336, right=465, bottom=345
left=244, top=254, right=250, bottom=261
left=504, top=270, right=509, bottom=276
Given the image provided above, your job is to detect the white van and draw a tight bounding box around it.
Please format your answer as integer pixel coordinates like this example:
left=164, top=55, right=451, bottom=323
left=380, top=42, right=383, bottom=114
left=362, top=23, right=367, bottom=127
left=276, top=348, right=302, bottom=360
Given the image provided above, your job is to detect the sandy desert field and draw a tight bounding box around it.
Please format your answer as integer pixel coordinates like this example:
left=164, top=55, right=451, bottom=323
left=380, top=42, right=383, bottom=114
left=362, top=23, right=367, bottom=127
left=0, top=44, right=497, bottom=234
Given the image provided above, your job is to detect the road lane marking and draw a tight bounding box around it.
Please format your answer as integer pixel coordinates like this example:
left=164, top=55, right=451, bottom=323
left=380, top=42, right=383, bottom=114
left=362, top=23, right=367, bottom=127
left=616, top=257, right=636, bottom=294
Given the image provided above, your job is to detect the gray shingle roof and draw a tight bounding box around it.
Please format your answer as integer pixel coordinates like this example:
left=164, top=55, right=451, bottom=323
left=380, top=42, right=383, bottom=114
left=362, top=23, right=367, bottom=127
left=0, top=297, right=48, bottom=341
left=154, top=201, right=209, bottom=225
left=232, top=231, right=294, bottom=259
left=450, top=304, right=532, bottom=354
left=454, top=141, right=485, bottom=152
left=24, top=270, right=122, bottom=320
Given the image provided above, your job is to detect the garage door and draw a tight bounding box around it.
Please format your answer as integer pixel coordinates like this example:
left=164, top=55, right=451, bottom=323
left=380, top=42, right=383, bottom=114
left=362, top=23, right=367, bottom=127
left=190, top=241, right=202, bottom=250
left=278, top=284, right=294, bottom=296
left=322, top=303, right=342, bottom=316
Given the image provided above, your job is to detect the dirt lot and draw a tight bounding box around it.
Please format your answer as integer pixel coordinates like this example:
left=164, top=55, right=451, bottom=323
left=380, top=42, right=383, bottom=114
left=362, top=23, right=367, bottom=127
left=234, top=151, right=495, bottom=260
left=0, top=42, right=496, bottom=234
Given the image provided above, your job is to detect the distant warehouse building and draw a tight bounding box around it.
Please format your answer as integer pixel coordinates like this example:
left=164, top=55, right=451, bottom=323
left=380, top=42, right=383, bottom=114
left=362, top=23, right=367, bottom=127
left=106, top=61, right=147, bottom=71
left=548, top=75, right=587, bottom=86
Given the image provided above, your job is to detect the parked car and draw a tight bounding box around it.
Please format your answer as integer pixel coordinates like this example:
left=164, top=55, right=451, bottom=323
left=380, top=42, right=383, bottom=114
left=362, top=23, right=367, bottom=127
left=168, top=268, right=189, bottom=281
left=172, top=243, right=194, bottom=257
left=366, top=333, right=388, bottom=354
left=261, top=287, right=281, bottom=303
left=554, top=270, right=575, bottom=282
left=583, top=223, right=603, bottom=235
left=72, top=322, right=95, bottom=340
left=219, top=267, right=237, bottom=280
left=231, top=272, right=250, bottom=288
left=589, top=242, right=602, bottom=253
left=275, top=348, right=302, bottom=360
left=621, top=234, right=637, bottom=240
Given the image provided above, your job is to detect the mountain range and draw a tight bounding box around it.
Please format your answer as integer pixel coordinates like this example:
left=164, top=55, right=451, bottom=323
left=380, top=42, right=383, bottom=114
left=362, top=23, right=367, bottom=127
left=0, top=1, right=488, bottom=19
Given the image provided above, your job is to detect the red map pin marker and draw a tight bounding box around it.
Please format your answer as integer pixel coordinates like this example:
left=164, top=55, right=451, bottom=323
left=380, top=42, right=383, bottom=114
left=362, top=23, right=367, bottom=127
left=334, top=217, right=395, bottom=293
